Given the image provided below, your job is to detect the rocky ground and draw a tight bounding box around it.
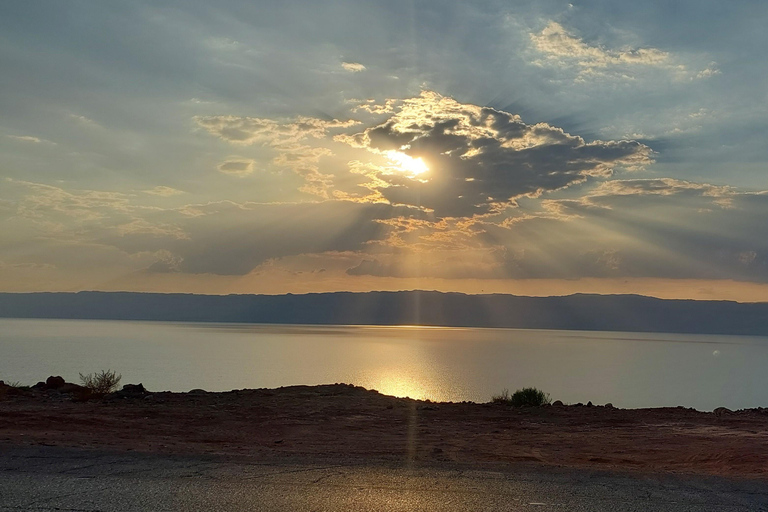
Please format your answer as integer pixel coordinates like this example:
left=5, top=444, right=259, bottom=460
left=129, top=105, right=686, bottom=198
left=2, top=378, right=768, bottom=480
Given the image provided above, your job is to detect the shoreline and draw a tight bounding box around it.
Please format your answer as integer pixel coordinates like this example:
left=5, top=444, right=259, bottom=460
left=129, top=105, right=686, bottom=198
left=3, top=381, right=768, bottom=480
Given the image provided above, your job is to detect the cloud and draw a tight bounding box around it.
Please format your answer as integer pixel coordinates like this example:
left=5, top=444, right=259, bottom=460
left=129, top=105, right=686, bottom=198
left=143, top=186, right=184, bottom=196
left=5, top=178, right=401, bottom=277
left=7, top=135, right=42, bottom=143
left=528, top=21, right=717, bottom=82
left=195, top=115, right=359, bottom=146
left=145, top=250, right=183, bottom=273
left=498, top=185, right=768, bottom=281
left=696, top=63, right=720, bottom=80
left=217, top=159, right=255, bottom=177
left=196, top=114, right=359, bottom=195
left=336, top=91, right=652, bottom=217
left=69, top=114, right=100, bottom=128
left=346, top=258, right=388, bottom=276
left=271, top=146, right=333, bottom=197
left=136, top=201, right=394, bottom=275
left=350, top=98, right=399, bottom=115
left=531, top=21, right=671, bottom=69
left=10, top=179, right=136, bottom=224
left=342, top=62, right=366, bottom=72
left=334, top=176, right=768, bottom=283
left=587, top=178, right=733, bottom=199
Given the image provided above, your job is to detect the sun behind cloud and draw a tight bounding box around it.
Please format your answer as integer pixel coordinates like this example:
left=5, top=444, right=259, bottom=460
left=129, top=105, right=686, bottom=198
left=385, top=150, right=429, bottom=178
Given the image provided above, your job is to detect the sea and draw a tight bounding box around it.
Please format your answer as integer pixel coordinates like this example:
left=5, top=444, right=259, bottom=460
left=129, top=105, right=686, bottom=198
left=2, top=318, right=767, bottom=411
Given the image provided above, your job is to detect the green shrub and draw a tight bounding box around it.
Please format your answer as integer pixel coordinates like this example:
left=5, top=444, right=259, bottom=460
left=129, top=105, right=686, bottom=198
left=79, top=369, right=121, bottom=395
left=492, top=387, right=551, bottom=407
left=510, top=387, right=551, bottom=407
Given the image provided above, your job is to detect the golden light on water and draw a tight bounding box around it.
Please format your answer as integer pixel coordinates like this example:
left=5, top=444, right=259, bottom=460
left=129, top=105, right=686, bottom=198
left=386, top=150, right=429, bottom=177
left=371, top=371, right=431, bottom=400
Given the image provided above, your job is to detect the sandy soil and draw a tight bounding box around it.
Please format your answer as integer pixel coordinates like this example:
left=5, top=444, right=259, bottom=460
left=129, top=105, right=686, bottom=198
left=2, top=383, right=768, bottom=479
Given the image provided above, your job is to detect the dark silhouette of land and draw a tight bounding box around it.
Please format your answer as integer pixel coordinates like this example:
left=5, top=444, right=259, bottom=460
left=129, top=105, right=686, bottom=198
left=5, top=381, right=768, bottom=480
left=2, top=290, right=768, bottom=335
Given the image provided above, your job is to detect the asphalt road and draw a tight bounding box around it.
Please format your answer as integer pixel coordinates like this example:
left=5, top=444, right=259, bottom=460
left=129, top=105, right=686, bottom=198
left=1, top=445, right=767, bottom=511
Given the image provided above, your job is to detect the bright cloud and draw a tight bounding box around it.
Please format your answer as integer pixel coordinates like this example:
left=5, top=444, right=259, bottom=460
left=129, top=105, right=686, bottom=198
left=342, top=62, right=366, bottom=72
left=7, top=135, right=42, bottom=143
left=144, top=186, right=185, bottom=196
left=336, top=91, right=652, bottom=217
left=528, top=21, right=718, bottom=82
left=531, top=21, right=670, bottom=68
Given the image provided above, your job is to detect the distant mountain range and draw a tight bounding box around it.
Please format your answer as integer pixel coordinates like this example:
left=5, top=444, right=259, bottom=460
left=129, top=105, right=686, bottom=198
left=1, top=290, right=767, bottom=336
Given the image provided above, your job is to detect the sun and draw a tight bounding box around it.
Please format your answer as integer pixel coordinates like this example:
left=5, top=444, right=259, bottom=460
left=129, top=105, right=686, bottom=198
left=385, top=150, right=429, bottom=177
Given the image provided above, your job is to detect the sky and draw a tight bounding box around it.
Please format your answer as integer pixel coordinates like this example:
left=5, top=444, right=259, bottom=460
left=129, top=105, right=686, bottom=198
left=1, top=1, right=768, bottom=301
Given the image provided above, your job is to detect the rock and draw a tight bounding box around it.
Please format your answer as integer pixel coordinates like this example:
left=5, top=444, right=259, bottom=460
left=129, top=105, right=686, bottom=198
left=714, top=407, right=733, bottom=417
left=58, top=383, right=89, bottom=394
left=31, top=382, right=46, bottom=391
left=587, top=401, right=593, bottom=407
left=106, top=383, right=148, bottom=400
left=45, top=376, right=66, bottom=389
left=121, top=383, right=147, bottom=395
left=605, top=403, right=614, bottom=409
left=551, top=400, right=564, bottom=407
left=188, top=389, right=208, bottom=395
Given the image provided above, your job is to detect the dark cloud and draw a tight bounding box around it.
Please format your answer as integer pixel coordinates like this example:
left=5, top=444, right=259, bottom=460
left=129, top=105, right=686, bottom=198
left=339, top=92, right=652, bottom=217
left=123, top=201, right=396, bottom=276
left=340, top=180, right=768, bottom=283
left=217, top=159, right=254, bottom=177
left=492, top=186, right=768, bottom=282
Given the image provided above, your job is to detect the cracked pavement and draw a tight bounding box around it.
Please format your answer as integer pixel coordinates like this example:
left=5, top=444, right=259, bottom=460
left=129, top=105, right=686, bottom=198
left=1, top=444, right=768, bottom=511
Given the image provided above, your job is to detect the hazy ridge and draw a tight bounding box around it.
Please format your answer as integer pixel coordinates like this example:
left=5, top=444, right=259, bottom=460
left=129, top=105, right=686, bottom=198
left=2, top=291, right=768, bottom=336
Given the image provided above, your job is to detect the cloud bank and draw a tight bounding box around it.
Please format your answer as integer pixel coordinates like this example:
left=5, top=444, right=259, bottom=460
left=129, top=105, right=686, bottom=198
left=338, top=92, right=652, bottom=217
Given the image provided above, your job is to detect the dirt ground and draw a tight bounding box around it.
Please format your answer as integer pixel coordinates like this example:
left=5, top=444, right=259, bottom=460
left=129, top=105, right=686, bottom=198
left=2, top=383, right=768, bottom=479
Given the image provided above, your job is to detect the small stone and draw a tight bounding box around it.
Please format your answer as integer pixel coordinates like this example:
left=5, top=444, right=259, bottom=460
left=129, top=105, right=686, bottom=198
left=605, top=403, right=614, bottom=408
left=551, top=400, right=564, bottom=407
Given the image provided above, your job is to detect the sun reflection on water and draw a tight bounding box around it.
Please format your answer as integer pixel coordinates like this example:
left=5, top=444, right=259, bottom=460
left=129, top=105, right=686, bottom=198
left=370, top=371, right=431, bottom=400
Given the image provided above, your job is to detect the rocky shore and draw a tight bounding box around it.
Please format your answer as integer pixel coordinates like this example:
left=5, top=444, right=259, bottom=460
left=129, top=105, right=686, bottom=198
left=2, top=378, right=768, bottom=479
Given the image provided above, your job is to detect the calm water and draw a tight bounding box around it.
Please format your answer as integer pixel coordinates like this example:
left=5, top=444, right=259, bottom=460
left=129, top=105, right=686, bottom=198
left=2, top=318, right=767, bottom=411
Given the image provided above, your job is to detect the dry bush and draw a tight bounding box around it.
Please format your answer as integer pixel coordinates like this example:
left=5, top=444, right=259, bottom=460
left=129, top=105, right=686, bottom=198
left=491, top=388, right=511, bottom=404
left=79, top=370, right=121, bottom=395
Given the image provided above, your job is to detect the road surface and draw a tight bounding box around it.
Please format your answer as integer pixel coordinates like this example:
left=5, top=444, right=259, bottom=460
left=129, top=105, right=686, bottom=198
left=1, top=445, right=767, bottom=511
